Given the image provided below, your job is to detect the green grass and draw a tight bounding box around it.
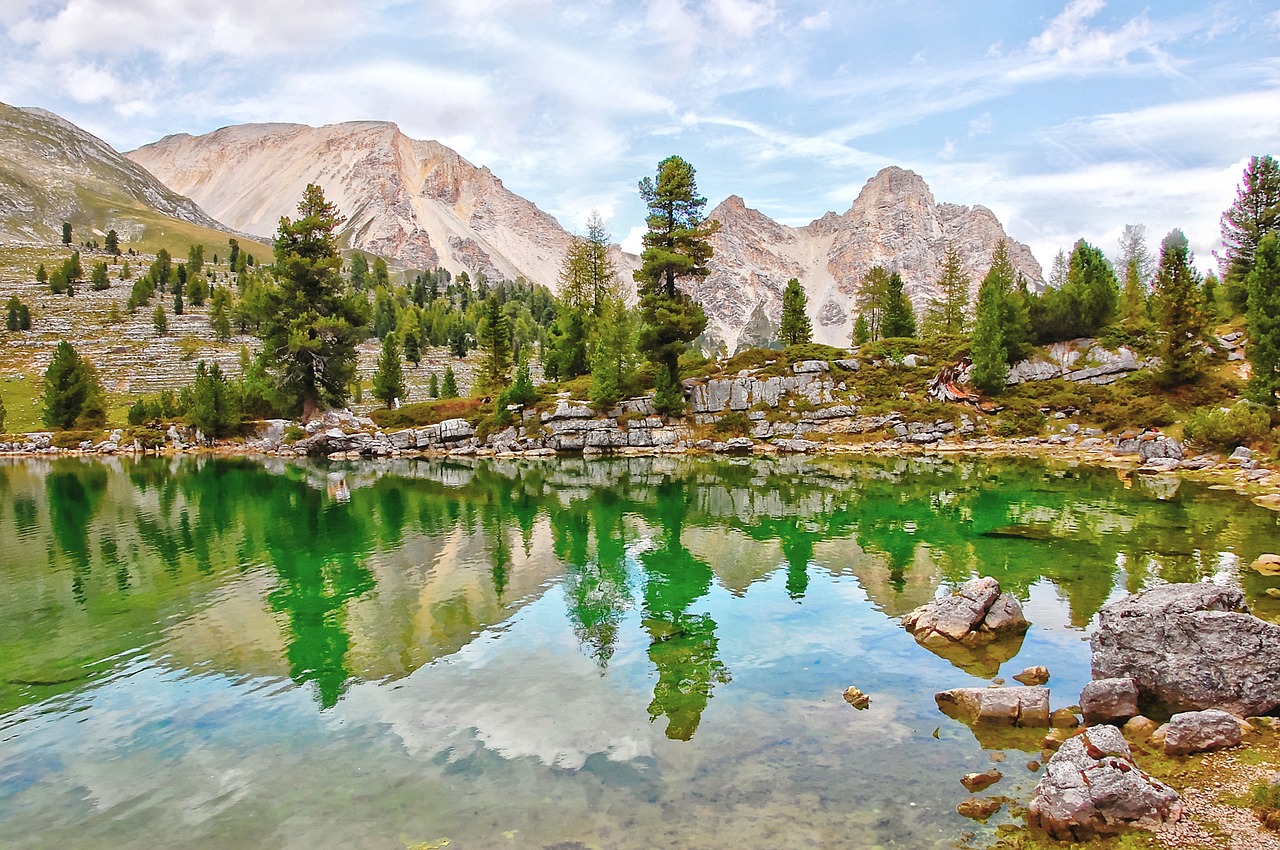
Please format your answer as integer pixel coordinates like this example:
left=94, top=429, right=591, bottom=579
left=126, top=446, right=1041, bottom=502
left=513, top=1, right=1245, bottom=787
left=0, top=373, right=43, bottom=434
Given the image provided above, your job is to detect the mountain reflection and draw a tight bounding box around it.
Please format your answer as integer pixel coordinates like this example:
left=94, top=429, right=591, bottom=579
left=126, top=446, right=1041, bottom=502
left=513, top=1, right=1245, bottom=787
left=2, top=455, right=1279, bottom=726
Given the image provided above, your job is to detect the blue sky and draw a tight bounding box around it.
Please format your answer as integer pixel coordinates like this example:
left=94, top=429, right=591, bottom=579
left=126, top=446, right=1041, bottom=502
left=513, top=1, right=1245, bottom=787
left=2, top=0, right=1278, bottom=272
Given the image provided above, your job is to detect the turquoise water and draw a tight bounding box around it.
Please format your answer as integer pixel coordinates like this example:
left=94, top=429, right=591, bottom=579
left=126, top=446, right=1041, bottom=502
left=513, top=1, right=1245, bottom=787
left=1, top=455, right=1277, bottom=849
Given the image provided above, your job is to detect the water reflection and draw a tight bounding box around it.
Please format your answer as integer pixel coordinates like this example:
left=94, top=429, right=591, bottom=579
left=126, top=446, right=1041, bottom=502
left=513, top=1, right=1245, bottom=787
left=2, top=455, right=1279, bottom=723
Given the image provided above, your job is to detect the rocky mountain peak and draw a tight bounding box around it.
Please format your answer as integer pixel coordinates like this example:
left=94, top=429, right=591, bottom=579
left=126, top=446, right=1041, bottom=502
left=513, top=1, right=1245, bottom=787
left=128, top=120, right=573, bottom=285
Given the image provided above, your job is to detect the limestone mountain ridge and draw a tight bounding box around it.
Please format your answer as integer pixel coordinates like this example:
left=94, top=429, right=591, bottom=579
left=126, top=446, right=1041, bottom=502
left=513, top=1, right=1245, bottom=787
left=127, top=120, right=580, bottom=288
left=696, top=167, right=1044, bottom=350
left=0, top=100, right=230, bottom=243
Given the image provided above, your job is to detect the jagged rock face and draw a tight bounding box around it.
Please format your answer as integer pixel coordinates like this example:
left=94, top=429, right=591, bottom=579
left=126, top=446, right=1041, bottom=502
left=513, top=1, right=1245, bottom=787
left=693, top=167, right=1043, bottom=351
left=127, top=121, right=578, bottom=285
left=0, top=101, right=225, bottom=241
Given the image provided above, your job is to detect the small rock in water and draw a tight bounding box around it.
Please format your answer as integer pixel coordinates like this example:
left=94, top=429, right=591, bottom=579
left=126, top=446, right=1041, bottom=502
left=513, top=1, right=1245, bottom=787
left=1050, top=708, right=1080, bottom=729
left=1251, top=553, right=1280, bottom=575
left=842, top=686, right=870, bottom=710
left=1026, top=760, right=1041, bottom=772
left=957, top=797, right=1002, bottom=822
left=1013, top=666, right=1050, bottom=686
left=961, top=769, right=1002, bottom=793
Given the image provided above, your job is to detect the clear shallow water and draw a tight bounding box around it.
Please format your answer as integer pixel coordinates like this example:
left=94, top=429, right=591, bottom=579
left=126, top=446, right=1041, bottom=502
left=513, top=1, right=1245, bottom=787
left=2, top=454, right=1279, bottom=849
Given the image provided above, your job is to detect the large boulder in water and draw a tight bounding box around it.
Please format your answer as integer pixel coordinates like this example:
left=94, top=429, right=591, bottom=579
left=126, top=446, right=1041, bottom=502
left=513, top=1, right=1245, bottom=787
left=903, top=577, right=1030, bottom=676
left=1028, top=725, right=1180, bottom=841
left=1090, top=583, right=1280, bottom=716
left=903, top=576, right=1029, bottom=644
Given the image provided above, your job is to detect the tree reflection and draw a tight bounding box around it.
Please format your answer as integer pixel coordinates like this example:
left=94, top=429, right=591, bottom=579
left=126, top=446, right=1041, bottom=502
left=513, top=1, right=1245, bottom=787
left=640, top=478, right=730, bottom=741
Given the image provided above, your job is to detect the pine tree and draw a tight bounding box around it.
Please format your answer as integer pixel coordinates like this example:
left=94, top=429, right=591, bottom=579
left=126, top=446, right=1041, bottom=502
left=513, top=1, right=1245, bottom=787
left=61, top=221, right=72, bottom=245
left=880, top=272, right=917, bottom=338
left=372, top=333, right=406, bottom=408
left=261, top=184, right=370, bottom=418
left=1222, top=155, right=1280, bottom=309
left=41, top=341, right=105, bottom=429
left=90, top=261, right=110, bottom=291
left=35, top=263, right=46, bottom=288
left=970, top=281, right=1007, bottom=394
left=17, top=303, right=30, bottom=330
left=852, top=314, right=870, bottom=346
left=153, top=303, right=168, bottom=336
left=635, top=156, right=718, bottom=415
left=1154, top=229, right=1207, bottom=388
left=173, top=288, right=184, bottom=315
left=188, top=361, right=241, bottom=438
left=440, top=365, right=459, bottom=399
left=506, top=358, right=537, bottom=406
left=403, top=327, right=421, bottom=365
left=104, top=229, right=119, bottom=256
left=778, top=278, right=812, bottom=346
left=429, top=372, right=439, bottom=398
left=6, top=297, right=20, bottom=331
left=475, top=294, right=512, bottom=395
left=925, top=243, right=970, bottom=337
left=1246, top=233, right=1280, bottom=404
left=969, top=240, right=1029, bottom=394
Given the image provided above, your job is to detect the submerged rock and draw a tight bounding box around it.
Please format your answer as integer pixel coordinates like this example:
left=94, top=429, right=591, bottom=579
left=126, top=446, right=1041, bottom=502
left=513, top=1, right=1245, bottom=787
left=1027, top=725, right=1181, bottom=841
left=1091, top=583, right=1280, bottom=716
left=957, top=796, right=1002, bottom=821
left=961, top=769, right=1002, bottom=793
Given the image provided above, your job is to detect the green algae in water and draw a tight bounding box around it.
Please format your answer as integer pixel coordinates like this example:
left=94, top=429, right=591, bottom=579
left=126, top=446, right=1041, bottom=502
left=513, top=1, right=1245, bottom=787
left=0, top=454, right=1277, bottom=849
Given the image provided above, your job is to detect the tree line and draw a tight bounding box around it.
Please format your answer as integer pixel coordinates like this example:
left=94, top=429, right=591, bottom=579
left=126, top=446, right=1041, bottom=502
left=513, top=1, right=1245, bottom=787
left=25, top=153, right=1280, bottom=437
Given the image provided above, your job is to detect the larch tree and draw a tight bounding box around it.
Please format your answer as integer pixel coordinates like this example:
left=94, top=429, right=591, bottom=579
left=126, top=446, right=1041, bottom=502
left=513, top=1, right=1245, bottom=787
left=1222, top=154, right=1280, bottom=310
left=924, top=243, right=970, bottom=337
left=635, top=155, right=719, bottom=415
left=779, top=278, right=812, bottom=346
left=855, top=266, right=892, bottom=341
left=1246, top=233, right=1280, bottom=404
left=1117, top=224, right=1154, bottom=325
left=261, top=184, right=369, bottom=419
left=440, top=365, right=459, bottom=399
left=591, top=298, right=638, bottom=409
left=969, top=240, right=1029, bottom=393
left=1153, top=229, right=1208, bottom=388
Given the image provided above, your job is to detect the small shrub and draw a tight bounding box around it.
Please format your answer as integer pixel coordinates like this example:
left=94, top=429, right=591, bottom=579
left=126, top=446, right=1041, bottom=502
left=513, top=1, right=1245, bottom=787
left=710, top=410, right=752, bottom=439
left=784, top=342, right=846, bottom=363
left=993, top=398, right=1046, bottom=437
left=369, top=397, right=483, bottom=430
left=282, top=425, right=306, bottom=444
left=176, top=335, right=203, bottom=361
left=1250, top=779, right=1280, bottom=830
left=1183, top=401, right=1271, bottom=451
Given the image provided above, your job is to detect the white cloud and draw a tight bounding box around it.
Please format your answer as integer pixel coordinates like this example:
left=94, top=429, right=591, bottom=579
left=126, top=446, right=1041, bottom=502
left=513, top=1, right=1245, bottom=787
left=967, top=112, right=992, bottom=138
left=621, top=225, right=646, bottom=255
left=798, top=10, right=829, bottom=31
left=708, top=0, right=777, bottom=38
left=1025, top=0, right=1155, bottom=70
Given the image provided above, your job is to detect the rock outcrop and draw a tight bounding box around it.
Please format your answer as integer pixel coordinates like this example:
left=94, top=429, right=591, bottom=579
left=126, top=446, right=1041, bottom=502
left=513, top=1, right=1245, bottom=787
left=693, top=169, right=1043, bottom=351
left=1027, top=725, right=1181, bottom=841
left=1091, top=583, right=1280, bottom=717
